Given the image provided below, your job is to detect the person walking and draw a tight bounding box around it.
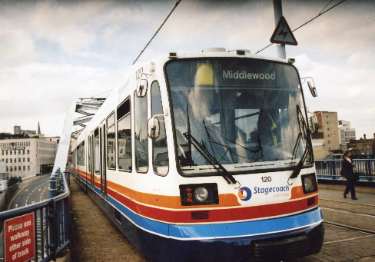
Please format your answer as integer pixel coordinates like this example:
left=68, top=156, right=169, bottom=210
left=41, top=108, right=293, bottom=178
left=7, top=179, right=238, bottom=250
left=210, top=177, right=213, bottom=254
left=341, top=150, right=358, bottom=200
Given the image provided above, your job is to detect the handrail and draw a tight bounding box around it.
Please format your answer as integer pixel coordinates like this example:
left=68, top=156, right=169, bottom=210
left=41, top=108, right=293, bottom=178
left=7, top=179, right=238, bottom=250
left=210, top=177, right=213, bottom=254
left=0, top=170, right=71, bottom=261
left=0, top=171, right=70, bottom=219
left=315, top=159, right=375, bottom=183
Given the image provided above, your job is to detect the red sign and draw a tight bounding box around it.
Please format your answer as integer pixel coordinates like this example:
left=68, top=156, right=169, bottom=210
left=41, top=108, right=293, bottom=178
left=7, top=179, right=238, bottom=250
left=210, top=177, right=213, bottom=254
left=4, top=212, right=35, bottom=262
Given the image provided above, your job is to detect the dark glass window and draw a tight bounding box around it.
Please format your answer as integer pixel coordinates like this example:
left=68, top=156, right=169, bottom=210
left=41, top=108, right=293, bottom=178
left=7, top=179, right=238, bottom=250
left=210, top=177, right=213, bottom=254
left=106, top=112, right=116, bottom=169
left=77, top=142, right=85, bottom=166
left=94, top=129, right=101, bottom=175
left=117, top=99, right=132, bottom=171
left=134, top=91, right=148, bottom=173
left=151, top=81, right=169, bottom=176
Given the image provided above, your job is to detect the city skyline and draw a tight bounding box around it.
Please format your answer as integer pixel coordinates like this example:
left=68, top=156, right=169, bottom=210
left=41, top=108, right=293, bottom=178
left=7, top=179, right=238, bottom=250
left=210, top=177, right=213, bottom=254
left=0, top=0, right=374, bottom=138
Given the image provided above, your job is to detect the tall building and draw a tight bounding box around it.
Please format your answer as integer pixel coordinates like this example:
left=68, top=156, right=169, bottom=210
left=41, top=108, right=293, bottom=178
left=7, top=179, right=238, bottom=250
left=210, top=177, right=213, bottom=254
left=338, top=120, right=356, bottom=150
left=0, top=124, right=59, bottom=178
left=310, top=111, right=340, bottom=160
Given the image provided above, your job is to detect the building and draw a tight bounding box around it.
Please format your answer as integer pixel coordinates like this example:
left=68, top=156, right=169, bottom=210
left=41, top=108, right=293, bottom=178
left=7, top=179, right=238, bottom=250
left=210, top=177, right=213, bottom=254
left=0, top=162, right=8, bottom=192
left=0, top=124, right=58, bottom=178
left=310, top=111, right=340, bottom=160
left=347, top=134, right=374, bottom=158
left=338, top=120, right=356, bottom=151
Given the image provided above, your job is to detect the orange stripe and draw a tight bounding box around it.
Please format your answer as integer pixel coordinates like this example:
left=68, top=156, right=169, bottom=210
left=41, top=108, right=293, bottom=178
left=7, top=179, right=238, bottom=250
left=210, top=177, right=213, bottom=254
left=73, top=168, right=240, bottom=209
left=290, top=186, right=318, bottom=200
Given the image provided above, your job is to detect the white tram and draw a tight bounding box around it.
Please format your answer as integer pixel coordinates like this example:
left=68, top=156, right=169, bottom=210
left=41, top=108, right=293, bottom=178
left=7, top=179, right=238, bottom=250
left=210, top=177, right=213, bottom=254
left=70, top=48, right=324, bottom=261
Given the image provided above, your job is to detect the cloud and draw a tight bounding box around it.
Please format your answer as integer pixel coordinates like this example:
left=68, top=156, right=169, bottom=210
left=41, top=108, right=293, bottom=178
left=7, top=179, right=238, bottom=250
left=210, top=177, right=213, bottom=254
left=295, top=53, right=375, bottom=138
left=0, top=0, right=374, bottom=139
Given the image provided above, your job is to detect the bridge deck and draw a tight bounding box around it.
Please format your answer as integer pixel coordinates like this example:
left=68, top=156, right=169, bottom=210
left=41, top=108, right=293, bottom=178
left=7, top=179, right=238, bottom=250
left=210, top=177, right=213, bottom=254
left=69, top=180, right=144, bottom=262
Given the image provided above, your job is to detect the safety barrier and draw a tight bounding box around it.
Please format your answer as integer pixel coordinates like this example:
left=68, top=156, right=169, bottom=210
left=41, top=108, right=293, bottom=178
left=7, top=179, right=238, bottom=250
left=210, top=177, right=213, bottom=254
left=315, top=159, right=375, bottom=183
left=0, top=169, right=70, bottom=261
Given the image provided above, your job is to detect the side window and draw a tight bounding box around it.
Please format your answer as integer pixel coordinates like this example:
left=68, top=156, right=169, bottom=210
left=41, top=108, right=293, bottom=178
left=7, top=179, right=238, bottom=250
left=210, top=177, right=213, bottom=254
left=77, top=142, right=85, bottom=166
left=134, top=90, right=148, bottom=173
left=94, top=129, right=100, bottom=174
left=151, top=81, right=169, bottom=176
left=117, top=98, right=132, bottom=171
left=106, top=112, right=116, bottom=170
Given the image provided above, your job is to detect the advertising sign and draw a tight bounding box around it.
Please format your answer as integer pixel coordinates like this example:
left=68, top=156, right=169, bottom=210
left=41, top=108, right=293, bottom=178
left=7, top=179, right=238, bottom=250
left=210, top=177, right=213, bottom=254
left=4, top=212, right=35, bottom=262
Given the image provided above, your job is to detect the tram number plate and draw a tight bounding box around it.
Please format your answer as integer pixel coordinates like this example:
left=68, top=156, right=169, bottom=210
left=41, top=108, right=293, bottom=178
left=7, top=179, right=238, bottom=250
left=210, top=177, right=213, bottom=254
left=261, top=176, right=272, bottom=183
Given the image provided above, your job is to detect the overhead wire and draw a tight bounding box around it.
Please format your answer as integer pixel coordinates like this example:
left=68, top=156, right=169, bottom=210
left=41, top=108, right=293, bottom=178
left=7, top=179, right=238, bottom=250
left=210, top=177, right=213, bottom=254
left=132, top=0, right=182, bottom=65
left=255, top=0, right=349, bottom=54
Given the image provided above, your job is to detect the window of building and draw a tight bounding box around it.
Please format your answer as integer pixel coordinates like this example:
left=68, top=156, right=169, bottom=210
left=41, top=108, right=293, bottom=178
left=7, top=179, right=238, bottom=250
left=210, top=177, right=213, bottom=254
left=10, top=150, right=12, bottom=155
left=10, top=167, right=12, bottom=172
left=14, top=158, right=16, bottom=163
left=27, top=166, right=30, bottom=171
left=151, top=81, right=168, bottom=176
left=106, top=112, right=116, bottom=170
left=18, top=166, right=21, bottom=171
left=10, top=159, right=12, bottom=163
left=6, top=159, right=8, bottom=163
left=27, top=149, right=30, bottom=154
left=117, top=99, right=132, bottom=172
left=23, top=166, right=25, bottom=171
left=23, top=158, right=25, bottom=162
left=5, top=150, right=8, bottom=155
left=27, top=158, right=30, bottom=162
left=6, top=167, right=8, bottom=172
left=134, top=91, right=148, bottom=173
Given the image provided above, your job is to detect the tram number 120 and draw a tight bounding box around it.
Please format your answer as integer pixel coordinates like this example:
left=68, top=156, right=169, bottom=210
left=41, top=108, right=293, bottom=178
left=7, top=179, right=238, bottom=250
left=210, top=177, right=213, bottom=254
left=261, top=176, right=272, bottom=183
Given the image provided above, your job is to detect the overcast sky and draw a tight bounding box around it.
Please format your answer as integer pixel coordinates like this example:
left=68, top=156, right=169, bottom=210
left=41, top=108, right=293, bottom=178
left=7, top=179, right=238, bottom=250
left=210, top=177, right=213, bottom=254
left=1, top=0, right=374, bottom=138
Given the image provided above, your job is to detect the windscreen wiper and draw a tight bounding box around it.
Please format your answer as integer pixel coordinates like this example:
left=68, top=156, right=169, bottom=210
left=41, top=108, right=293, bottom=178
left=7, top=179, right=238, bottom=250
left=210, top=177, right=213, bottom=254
left=183, top=132, right=237, bottom=184
left=289, top=105, right=312, bottom=179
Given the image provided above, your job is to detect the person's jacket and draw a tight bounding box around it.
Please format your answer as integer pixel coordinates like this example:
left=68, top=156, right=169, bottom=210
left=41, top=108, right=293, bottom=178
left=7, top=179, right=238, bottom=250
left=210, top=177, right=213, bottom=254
left=341, top=157, right=354, bottom=179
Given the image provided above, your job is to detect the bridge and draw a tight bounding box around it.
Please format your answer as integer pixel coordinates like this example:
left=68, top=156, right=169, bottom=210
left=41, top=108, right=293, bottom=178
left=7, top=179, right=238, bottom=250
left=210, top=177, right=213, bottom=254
left=0, top=158, right=374, bottom=261
left=0, top=98, right=374, bottom=261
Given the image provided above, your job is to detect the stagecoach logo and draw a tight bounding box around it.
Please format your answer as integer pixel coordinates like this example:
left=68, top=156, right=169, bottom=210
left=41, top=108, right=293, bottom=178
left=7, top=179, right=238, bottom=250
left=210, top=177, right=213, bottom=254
left=223, top=70, right=276, bottom=81
left=238, top=186, right=252, bottom=201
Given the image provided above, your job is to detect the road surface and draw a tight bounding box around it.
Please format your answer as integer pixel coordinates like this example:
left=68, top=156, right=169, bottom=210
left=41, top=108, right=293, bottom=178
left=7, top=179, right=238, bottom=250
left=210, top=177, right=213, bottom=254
left=8, top=175, right=50, bottom=209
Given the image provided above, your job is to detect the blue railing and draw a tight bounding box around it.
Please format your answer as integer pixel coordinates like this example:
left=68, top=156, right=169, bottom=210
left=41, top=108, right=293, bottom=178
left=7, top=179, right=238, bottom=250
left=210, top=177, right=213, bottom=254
left=0, top=170, right=70, bottom=261
left=315, top=159, right=375, bottom=182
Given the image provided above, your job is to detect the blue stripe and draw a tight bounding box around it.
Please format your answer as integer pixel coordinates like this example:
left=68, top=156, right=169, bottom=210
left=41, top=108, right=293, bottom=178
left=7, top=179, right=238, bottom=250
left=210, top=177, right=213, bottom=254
left=78, top=176, right=323, bottom=240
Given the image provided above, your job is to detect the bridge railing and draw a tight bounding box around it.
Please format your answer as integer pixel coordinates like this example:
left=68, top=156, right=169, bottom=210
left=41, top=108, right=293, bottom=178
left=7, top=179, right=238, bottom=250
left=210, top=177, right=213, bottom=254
left=315, top=159, right=375, bottom=182
left=0, top=169, right=70, bottom=262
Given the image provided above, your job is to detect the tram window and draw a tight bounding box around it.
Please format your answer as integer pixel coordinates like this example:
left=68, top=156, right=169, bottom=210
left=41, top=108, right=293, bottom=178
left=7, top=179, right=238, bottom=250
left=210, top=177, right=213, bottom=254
left=106, top=112, right=116, bottom=170
left=88, top=136, right=92, bottom=173
left=117, top=98, right=132, bottom=172
left=151, top=81, right=168, bottom=176
left=134, top=90, right=148, bottom=173
left=94, top=129, right=100, bottom=175
left=77, top=142, right=85, bottom=166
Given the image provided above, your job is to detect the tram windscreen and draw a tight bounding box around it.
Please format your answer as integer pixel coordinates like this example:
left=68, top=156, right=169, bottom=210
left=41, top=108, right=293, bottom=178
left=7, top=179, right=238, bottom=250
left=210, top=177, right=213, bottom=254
left=165, top=58, right=312, bottom=175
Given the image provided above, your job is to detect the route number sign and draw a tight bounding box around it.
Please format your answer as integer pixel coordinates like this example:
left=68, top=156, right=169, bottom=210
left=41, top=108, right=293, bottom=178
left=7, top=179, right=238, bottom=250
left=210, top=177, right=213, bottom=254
left=4, top=212, right=35, bottom=262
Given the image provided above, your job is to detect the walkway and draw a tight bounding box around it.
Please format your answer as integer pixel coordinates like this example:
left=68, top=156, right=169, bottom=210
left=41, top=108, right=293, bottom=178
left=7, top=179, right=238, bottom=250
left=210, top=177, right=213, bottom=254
left=69, top=180, right=144, bottom=262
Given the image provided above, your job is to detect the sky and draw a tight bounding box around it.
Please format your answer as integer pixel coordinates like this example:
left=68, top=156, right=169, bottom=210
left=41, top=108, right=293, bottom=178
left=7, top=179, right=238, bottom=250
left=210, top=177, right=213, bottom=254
left=0, top=0, right=374, bottom=138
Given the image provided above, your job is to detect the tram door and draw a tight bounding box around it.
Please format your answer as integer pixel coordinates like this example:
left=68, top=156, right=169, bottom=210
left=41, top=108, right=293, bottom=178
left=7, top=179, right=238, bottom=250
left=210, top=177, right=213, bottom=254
left=100, top=124, right=107, bottom=195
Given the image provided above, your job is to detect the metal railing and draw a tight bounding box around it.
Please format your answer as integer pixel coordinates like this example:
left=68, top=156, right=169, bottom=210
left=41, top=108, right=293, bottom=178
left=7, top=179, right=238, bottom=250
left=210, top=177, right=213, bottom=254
left=315, top=159, right=375, bottom=182
left=0, top=169, right=70, bottom=261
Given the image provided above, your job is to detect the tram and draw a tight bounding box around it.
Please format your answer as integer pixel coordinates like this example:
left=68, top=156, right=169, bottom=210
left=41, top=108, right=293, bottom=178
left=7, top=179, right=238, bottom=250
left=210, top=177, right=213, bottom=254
left=69, top=48, right=324, bottom=261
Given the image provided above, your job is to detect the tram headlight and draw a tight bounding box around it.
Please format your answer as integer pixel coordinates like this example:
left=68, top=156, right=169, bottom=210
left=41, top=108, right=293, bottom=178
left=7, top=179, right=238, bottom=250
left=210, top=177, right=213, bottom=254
left=194, top=187, right=209, bottom=202
left=301, top=174, right=318, bottom=194
left=179, top=183, right=219, bottom=206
